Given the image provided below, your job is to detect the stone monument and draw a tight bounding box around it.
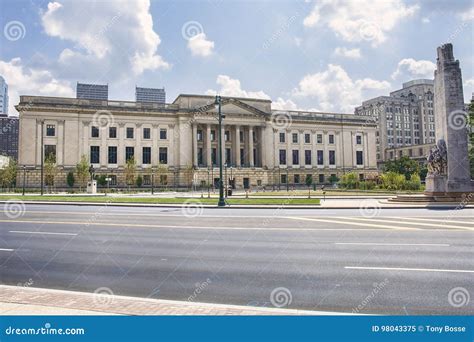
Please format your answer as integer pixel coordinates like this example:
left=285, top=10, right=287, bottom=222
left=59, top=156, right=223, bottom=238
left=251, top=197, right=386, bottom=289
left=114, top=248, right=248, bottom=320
left=424, top=43, right=474, bottom=199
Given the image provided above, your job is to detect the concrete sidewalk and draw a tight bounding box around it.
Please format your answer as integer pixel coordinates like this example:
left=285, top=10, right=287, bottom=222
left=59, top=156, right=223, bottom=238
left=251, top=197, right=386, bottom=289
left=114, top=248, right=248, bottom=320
left=0, top=285, right=347, bottom=316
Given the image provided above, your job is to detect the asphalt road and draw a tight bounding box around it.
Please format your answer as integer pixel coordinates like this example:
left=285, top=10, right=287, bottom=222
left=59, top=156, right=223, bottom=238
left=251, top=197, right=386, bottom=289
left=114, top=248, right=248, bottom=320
left=0, top=204, right=473, bottom=315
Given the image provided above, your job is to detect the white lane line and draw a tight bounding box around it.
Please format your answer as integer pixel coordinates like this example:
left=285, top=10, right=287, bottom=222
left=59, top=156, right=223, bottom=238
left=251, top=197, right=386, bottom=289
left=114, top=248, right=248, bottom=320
left=0, top=248, right=14, bottom=252
left=334, top=216, right=474, bottom=230
left=335, top=242, right=450, bottom=247
left=345, top=266, right=474, bottom=273
left=284, top=216, right=420, bottom=230
left=385, top=216, right=474, bottom=227
left=9, top=230, right=77, bottom=236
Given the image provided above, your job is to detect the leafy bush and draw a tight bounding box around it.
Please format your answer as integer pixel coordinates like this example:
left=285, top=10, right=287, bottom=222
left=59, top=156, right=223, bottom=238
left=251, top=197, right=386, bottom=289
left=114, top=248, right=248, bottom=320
left=339, top=172, right=358, bottom=189
left=66, top=171, right=75, bottom=188
left=380, top=172, right=405, bottom=190
left=136, top=175, right=143, bottom=188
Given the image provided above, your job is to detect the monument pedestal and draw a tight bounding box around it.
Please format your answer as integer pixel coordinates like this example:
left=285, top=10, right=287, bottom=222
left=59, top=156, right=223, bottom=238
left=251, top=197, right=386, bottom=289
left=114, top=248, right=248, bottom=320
left=424, top=174, right=446, bottom=196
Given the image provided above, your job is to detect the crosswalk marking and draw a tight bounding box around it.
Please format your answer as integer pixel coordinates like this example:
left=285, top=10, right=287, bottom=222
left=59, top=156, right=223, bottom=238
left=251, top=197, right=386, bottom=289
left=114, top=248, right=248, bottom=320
left=283, top=216, right=420, bottom=230
left=333, top=216, right=474, bottom=231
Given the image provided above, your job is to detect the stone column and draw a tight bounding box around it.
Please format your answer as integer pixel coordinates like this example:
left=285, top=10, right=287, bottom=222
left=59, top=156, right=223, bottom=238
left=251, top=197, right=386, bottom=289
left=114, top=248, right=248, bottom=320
left=192, top=123, right=198, bottom=167
left=100, top=121, right=107, bottom=167
left=234, top=125, right=241, bottom=167
left=249, top=126, right=254, bottom=167
left=36, top=119, right=42, bottom=165
left=57, top=120, right=65, bottom=166
left=118, top=123, right=125, bottom=166
left=83, top=121, right=90, bottom=163
left=259, top=126, right=265, bottom=168
left=135, top=123, right=142, bottom=167
left=221, top=125, right=225, bottom=166
left=206, top=124, right=212, bottom=166
left=152, top=124, right=159, bottom=166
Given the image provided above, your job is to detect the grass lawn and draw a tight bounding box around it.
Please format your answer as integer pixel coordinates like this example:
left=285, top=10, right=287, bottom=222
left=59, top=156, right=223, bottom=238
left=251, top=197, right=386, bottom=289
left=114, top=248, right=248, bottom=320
left=251, top=189, right=423, bottom=196
left=0, top=195, right=320, bottom=206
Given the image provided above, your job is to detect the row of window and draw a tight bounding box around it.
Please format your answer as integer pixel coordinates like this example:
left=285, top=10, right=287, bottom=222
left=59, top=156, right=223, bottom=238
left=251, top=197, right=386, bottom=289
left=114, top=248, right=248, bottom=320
left=45, top=124, right=168, bottom=140
left=90, top=146, right=169, bottom=165
left=278, top=149, right=364, bottom=166
left=197, top=130, right=255, bottom=143
left=278, top=133, right=363, bottom=145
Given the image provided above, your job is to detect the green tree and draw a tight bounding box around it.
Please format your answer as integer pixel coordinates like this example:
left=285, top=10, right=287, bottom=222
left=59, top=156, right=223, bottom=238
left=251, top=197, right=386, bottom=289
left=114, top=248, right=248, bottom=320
left=339, top=172, right=358, bottom=189
left=153, top=162, right=168, bottom=190
left=328, top=174, right=339, bottom=184
left=305, top=174, right=313, bottom=198
left=136, top=175, right=143, bottom=188
left=44, top=153, right=58, bottom=191
left=76, top=155, right=89, bottom=192
left=383, top=156, right=420, bottom=180
left=95, top=174, right=107, bottom=187
left=125, top=157, right=137, bottom=190
left=0, top=158, right=17, bottom=190
left=66, top=171, right=75, bottom=188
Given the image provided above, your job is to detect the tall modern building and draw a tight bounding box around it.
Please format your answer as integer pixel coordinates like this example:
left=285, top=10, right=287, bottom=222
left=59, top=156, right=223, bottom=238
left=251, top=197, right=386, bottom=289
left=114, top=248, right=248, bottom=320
left=0, top=113, right=19, bottom=160
left=76, top=82, right=108, bottom=100
left=355, top=79, right=435, bottom=164
left=136, top=86, right=166, bottom=104
left=0, top=76, right=9, bottom=115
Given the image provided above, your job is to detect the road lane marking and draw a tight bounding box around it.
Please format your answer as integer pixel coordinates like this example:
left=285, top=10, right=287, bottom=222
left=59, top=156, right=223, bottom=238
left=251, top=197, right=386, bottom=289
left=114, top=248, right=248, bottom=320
left=9, top=230, right=78, bottom=236
left=0, top=248, right=14, bottom=252
left=335, top=242, right=450, bottom=247
left=0, top=219, right=411, bottom=232
left=333, top=216, right=474, bottom=230
left=284, top=216, right=420, bottom=230
left=385, top=216, right=474, bottom=227
left=345, top=266, right=474, bottom=273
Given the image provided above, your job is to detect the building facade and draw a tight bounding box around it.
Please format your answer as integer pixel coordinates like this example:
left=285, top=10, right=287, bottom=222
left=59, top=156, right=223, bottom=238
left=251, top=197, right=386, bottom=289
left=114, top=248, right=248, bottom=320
left=0, top=76, right=8, bottom=115
left=355, top=79, right=435, bottom=165
left=0, top=114, right=19, bottom=160
left=16, top=94, right=377, bottom=189
left=76, top=82, right=109, bottom=100
left=136, top=87, right=166, bottom=104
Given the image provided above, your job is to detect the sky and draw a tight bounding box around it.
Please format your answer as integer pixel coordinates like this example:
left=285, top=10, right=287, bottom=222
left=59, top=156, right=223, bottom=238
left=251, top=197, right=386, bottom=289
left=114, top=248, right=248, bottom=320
left=0, top=0, right=473, bottom=115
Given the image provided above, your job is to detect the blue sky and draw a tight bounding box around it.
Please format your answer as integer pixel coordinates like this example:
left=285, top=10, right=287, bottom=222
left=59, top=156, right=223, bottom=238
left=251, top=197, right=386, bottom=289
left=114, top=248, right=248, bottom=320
left=0, top=0, right=473, bottom=115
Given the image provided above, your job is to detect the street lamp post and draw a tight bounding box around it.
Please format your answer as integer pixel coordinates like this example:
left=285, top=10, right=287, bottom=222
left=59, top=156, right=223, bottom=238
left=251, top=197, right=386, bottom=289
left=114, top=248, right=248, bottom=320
left=224, top=163, right=228, bottom=198
left=216, top=95, right=226, bottom=207
left=40, top=120, right=44, bottom=196
left=230, top=166, right=233, bottom=189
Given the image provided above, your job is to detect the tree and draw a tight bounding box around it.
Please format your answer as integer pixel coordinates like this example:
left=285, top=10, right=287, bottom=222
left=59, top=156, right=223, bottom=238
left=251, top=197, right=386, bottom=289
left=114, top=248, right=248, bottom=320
left=76, top=155, right=89, bottom=192
left=305, top=174, right=313, bottom=198
left=125, top=157, right=137, bottom=190
left=339, top=172, right=358, bottom=189
left=153, top=162, right=168, bottom=190
left=66, top=171, right=75, bottom=188
left=44, top=153, right=58, bottom=191
left=136, top=175, right=143, bottom=188
left=0, top=158, right=17, bottom=190
left=383, top=156, right=420, bottom=180
left=95, top=175, right=107, bottom=187
left=328, top=174, right=339, bottom=184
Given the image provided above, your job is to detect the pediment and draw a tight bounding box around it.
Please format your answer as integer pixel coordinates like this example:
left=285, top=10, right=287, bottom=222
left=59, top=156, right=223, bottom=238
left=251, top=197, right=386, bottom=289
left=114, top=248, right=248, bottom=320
left=192, top=98, right=269, bottom=117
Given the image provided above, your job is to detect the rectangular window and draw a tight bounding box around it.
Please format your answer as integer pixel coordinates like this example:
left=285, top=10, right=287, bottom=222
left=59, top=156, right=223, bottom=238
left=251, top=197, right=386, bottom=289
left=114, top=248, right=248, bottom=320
left=318, top=174, right=325, bottom=184
left=90, top=146, right=100, bottom=164
left=143, top=128, right=151, bottom=139
left=197, top=130, right=203, bottom=141
left=294, top=174, right=300, bottom=184
left=109, top=175, right=117, bottom=186
left=281, top=174, right=287, bottom=184
left=143, top=175, right=151, bottom=185
left=316, top=134, right=322, bottom=144
left=225, top=148, right=231, bottom=165
left=279, top=132, right=285, bottom=143
left=159, top=147, right=168, bottom=164
left=239, top=131, right=244, bottom=143
left=292, top=150, right=299, bottom=165
left=225, top=130, right=230, bottom=142
left=240, top=148, right=244, bottom=166
left=44, top=145, right=56, bottom=161
left=142, top=147, right=151, bottom=164
left=317, top=150, right=324, bottom=165
left=126, top=127, right=134, bottom=139
left=125, top=146, right=134, bottom=161
left=304, top=133, right=310, bottom=144
left=329, top=150, right=336, bottom=165
left=211, top=130, right=216, bottom=141
left=328, top=134, right=335, bottom=144
left=46, top=124, right=55, bottom=137
left=292, top=133, right=298, bottom=143
left=198, top=148, right=203, bottom=165
left=304, top=150, right=311, bottom=165
left=108, top=146, right=117, bottom=164
left=109, top=127, right=117, bottom=138
left=356, top=135, right=362, bottom=145
left=160, top=129, right=167, bottom=140
left=279, top=149, right=286, bottom=165
left=356, top=151, right=363, bottom=165
left=212, top=148, right=217, bottom=165
left=91, top=126, right=99, bottom=138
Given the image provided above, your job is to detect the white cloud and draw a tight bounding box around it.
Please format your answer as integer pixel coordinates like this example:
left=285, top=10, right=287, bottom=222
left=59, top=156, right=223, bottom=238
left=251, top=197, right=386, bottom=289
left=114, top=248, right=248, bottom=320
left=391, top=58, right=436, bottom=80
left=303, top=0, right=419, bottom=46
left=460, top=6, right=474, bottom=21
left=421, top=17, right=430, bottom=24
left=41, top=0, right=169, bottom=80
left=292, top=64, right=391, bottom=113
left=271, top=98, right=299, bottom=110
left=187, top=33, right=215, bottom=57
left=334, top=47, right=361, bottom=59
left=206, top=75, right=270, bottom=99
left=294, top=37, right=302, bottom=47
left=0, top=58, right=74, bottom=114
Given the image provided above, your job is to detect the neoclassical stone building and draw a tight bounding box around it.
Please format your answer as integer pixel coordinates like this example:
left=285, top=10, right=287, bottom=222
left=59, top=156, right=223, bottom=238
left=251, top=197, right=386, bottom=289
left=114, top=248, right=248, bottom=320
left=16, top=94, right=377, bottom=189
